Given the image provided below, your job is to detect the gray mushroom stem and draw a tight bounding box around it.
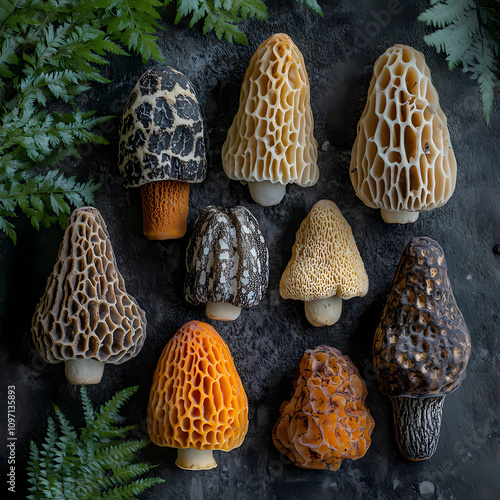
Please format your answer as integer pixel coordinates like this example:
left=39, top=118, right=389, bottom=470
left=206, top=302, right=241, bottom=321
left=248, top=180, right=286, bottom=206
left=380, top=209, right=419, bottom=224
left=304, top=295, right=343, bottom=327
left=65, top=359, right=105, bottom=385
left=390, top=395, right=446, bottom=461
left=176, top=448, right=217, bottom=470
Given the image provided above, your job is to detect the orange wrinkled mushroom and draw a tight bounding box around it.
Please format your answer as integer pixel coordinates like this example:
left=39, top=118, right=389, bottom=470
left=272, top=346, right=375, bottom=470
left=147, top=321, right=248, bottom=470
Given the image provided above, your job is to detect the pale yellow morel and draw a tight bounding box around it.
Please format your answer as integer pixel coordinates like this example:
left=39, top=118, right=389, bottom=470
left=31, top=207, right=147, bottom=385
left=222, top=33, right=318, bottom=206
left=350, top=44, right=456, bottom=224
left=280, top=200, right=369, bottom=326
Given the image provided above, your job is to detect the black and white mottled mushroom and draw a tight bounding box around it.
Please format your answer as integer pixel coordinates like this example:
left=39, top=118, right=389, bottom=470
left=184, top=206, right=269, bottom=321
left=118, top=66, right=207, bottom=240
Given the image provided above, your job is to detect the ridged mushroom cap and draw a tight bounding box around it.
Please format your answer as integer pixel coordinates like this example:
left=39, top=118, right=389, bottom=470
left=31, top=207, right=147, bottom=364
left=222, top=33, right=318, bottom=187
left=118, top=66, right=207, bottom=188
left=280, top=200, right=369, bottom=301
left=147, top=321, right=248, bottom=451
left=184, top=206, right=269, bottom=308
left=350, top=44, right=456, bottom=213
left=272, top=346, right=375, bottom=470
left=373, top=236, right=471, bottom=397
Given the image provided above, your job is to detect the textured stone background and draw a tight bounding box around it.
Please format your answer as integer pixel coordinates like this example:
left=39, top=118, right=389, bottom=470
left=1, top=1, right=499, bottom=499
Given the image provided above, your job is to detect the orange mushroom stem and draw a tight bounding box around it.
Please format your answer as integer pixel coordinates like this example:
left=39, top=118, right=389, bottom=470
left=140, top=180, right=190, bottom=240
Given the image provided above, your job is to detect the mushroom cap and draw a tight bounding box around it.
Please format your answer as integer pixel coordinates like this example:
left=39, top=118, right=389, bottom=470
left=147, top=320, right=248, bottom=451
left=185, top=205, right=269, bottom=308
left=272, top=346, right=375, bottom=470
left=31, top=207, right=147, bottom=364
left=222, top=33, right=318, bottom=187
left=118, top=66, right=207, bottom=188
left=350, top=44, right=456, bottom=213
left=373, top=236, right=471, bottom=398
left=280, top=200, right=369, bottom=301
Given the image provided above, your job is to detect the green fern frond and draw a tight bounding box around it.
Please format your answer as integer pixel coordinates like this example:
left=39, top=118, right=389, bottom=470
left=296, top=0, right=323, bottom=16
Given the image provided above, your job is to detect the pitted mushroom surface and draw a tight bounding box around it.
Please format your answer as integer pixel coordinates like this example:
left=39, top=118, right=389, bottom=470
left=31, top=207, right=147, bottom=385
left=222, top=33, right=318, bottom=206
left=350, top=44, right=456, bottom=223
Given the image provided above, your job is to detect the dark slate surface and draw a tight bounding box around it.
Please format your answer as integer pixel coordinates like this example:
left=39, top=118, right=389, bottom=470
left=1, top=1, right=499, bottom=499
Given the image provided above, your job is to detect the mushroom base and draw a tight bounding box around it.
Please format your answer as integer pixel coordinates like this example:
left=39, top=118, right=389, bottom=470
left=304, top=295, right=343, bottom=327
left=248, top=180, right=286, bottom=206
left=206, top=302, right=242, bottom=321
left=140, top=180, right=190, bottom=240
left=381, top=209, right=419, bottom=224
left=176, top=448, right=217, bottom=470
left=65, top=359, right=105, bottom=385
left=390, top=395, right=445, bottom=461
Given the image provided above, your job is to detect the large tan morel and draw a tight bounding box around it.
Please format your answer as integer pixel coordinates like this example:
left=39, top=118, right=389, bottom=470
left=280, top=200, right=368, bottom=301
left=148, top=321, right=248, bottom=451
left=350, top=44, right=456, bottom=213
left=222, top=33, right=318, bottom=186
left=32, top=207, right=146, bottom=364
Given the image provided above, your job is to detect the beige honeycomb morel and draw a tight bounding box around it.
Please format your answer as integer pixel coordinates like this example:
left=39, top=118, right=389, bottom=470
left=272, top=346, right=375, bottom=470
left=222, top=33, right=318, bottom=206
left=373, top=236, right=471, bottom=461
left=31, top=207, right=147, bottom=385
left=280, top=200, right=369, bottom=326
left=147, top=320, right=248, bottom=470
left=350, top=44, right=456, bottom=224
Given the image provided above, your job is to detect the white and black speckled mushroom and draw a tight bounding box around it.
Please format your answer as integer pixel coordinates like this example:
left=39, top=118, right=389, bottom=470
left=184, top=206, right=269, bottom=321
left=118, top=66, right=206, bottom=240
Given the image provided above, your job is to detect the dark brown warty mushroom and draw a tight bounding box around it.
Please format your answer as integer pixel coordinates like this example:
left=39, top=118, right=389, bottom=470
left=373, top=236, right=471, bottom=460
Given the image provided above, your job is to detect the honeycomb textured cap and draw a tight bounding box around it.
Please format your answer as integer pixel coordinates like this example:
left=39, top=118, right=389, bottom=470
left=147, top=321, right=248, bottom=451
left=184, top=206, right=269, bottom=308
left=222, top=33, right=318, bottom=186
left=350, top=44, right=456, bottom=213
left=272, top=345, right=375, bottom=470
left=31, top=207, right=147, bottom=364
left=280, top=200, right=368, bottom=301
left=373, top=236, right=471, bottom=397
left=118, top=66, right=207, bottom=188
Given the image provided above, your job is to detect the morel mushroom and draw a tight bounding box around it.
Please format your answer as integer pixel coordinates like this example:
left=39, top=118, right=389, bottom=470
left=373, top=236, right=471, bottom=460
left=184, top=205, right=269, bottom=321
left=350, top=44, right=456, bottom=224
left=148, top=320, right=248, bottom=470
left=280, top=200, right=369, bottom=326
left=273, top=346, right=375, bottom=470
left=31, top=207, right=147, bottom=385
left=119, top=66, right=206, bottom=239
left=222, top=33, right=318, bottom=206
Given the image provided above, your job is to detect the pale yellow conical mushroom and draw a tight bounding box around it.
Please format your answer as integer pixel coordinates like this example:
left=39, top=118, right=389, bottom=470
left=280, top=200, right=369, bottom=326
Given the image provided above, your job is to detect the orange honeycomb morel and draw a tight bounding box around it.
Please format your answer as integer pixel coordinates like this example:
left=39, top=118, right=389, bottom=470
left=118, top=66, right=206, bottom=239
left=222, top=33, right=318, bottom=206
left=350, top=44, right=456, bottom=224
left=280, top=200, right=369, bottom=327
left=373, top=236, right=471, bottom=461
left=272, top=346, right=375, bottom=470
left=147, top=321, right=248, bottom=470
left=31, top=207, right=147, bottom=385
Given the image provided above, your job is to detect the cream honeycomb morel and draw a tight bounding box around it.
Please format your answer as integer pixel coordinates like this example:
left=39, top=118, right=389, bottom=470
left=373, top=236, right=471, bottom=460
left=31, top=207, right=147, bottom=385
left=350, top=44, right=456, bottom=224
left=272, top=346, right=375, bottom=470
left=222, top=33, right=318, bottom=206
left=280, top=200, right=368, bottom=326
left=147, top=321, right=248, bottom=470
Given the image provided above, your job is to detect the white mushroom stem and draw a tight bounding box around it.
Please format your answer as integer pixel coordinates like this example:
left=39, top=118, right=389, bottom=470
left=248, top=180, right=286, bottom=206
left=65, top=359, right=105, bottom=385
left=176, top=448, right=217, bottom=470
left=304, top=295, right=343, bottom=327
left=206, top=302, right=242, bottom=321
left=381, top=209, right=419, bottom=224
